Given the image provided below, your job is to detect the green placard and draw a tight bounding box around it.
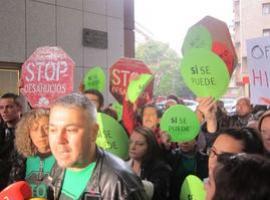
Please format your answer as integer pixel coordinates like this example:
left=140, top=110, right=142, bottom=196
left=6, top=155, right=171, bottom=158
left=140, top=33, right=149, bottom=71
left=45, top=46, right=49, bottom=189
left=180, top=49, right=230, bottom=99
left=182, top=25, right=212, bottom=55
left=180, top=175, right=206, bottom=200
left=160, top=105, right=200, bottom=142
left=111, top=102, right=123, bottom=121
left=83, top=67, right=106, bottom=92
left=96, top=113, right=128, bottom=159
left=127, top=74, right=153, bottom=103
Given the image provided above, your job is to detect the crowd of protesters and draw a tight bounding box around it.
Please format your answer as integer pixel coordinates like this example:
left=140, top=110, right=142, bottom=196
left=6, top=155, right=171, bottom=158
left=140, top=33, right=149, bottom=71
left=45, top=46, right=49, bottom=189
left=1, top=89, right=270, bottom=200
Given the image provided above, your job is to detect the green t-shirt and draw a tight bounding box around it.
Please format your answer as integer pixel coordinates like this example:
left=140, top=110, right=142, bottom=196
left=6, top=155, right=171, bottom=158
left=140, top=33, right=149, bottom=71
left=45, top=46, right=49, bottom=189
left=25, top=154, right=55, bottom=198
left=60, top=162, right=96, bottom=200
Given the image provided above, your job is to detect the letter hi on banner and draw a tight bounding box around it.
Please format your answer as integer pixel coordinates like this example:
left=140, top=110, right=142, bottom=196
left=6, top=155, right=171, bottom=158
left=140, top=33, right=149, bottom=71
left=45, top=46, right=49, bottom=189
left=247, top=36, right=270, bottom=105
left=20, top=46, right=74, bottom=108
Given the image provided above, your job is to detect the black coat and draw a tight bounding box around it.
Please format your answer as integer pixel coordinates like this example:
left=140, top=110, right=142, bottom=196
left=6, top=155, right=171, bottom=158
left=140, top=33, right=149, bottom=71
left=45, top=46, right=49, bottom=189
left=46, top=148, right=148, bottom=200
left=140, top=159, right=172, bottom=200
left=0, top=125, right=15, bottom=190
left=166, top=150, right=208, bottom=200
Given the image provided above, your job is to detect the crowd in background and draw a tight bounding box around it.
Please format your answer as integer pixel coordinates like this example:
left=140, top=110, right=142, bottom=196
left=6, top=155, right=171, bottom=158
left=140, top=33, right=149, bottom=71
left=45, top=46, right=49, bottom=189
left=1, top=90, right=270, bottom=200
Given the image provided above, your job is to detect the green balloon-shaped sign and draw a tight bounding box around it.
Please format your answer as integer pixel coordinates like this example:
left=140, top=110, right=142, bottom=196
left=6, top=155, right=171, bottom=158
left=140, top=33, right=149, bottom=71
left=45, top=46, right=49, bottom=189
left=83, top=66, right=106, bottom=92
left=180, top=175, right=206, bottom=200
left=111, top=101, right=123, bottom=121
left=127, top=74, right=153, bottom=103
left=180, top=49, right=230, bottom=99
left=182, top=25, right=212, bottom=55
left=96, top=113, right=128, bottom=159
left=160, top=105, right=200, bottom=142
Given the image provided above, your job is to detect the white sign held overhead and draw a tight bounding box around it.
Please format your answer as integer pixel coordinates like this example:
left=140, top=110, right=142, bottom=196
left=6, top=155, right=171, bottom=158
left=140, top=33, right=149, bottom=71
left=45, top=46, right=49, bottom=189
left=247, top=36, right=270, bottom=105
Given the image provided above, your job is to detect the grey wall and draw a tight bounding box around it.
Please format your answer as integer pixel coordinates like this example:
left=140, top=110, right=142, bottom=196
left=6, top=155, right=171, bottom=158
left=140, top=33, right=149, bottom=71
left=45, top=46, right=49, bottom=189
left=0, top=0, right=125, bottom=105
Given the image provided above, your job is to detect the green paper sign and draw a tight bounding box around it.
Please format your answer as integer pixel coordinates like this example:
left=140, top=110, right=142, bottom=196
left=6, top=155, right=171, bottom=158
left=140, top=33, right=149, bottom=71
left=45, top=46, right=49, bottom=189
left=96, top=113, right=128, bottom=159
left=182, top=25, right=212, bottom=55
left=180, top=175, right=206, bottom=200
left=180, top=49, right=230, bottom=99
left=127, top=74, right=153, bottom=103
left=111, top=102, right=123, bottom=121
left=160, top=105, right=200, bottom=142
left=83, top=67, right=106, bottom=92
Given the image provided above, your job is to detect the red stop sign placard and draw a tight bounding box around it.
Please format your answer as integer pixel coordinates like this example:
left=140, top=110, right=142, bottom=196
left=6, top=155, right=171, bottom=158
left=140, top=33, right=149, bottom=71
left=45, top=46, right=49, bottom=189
left=21, top=46, right=74, bottom=108
left=109, top=58, right=153, bottom=104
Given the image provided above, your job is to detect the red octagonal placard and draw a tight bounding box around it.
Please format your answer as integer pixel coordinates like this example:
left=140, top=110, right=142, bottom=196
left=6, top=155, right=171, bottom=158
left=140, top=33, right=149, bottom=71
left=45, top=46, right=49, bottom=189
left=21, top=46, right=74, bottom=108
left=109, top=57, right=153, bottom=104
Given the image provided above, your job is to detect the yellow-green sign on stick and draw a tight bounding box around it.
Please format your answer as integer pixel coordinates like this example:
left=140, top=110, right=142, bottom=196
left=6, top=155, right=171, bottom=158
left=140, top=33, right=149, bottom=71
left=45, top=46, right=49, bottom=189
left=111, top=102, right=123, bottom=121
left=180, top=49, right=230, bottom=99
left=182, top=25, right=212, bottom=55
left=83, top=66, right=106, bottom=92
left=180, top=175, right=206, bottom=200
left=96, top=113, right=129, bottom=159
left=127, top=74, right=153, bottom=103
left=160, top=105, right=200, bottom=142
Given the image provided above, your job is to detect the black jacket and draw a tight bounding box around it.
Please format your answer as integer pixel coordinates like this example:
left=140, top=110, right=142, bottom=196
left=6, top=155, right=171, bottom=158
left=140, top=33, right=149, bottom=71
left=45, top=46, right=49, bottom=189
left=46, top=148, right=148, bottom=200
left=167, top=149, right=208, bottom=200
left=140, top=159, right=172, bottom=200
left=0, top=124, right=15, bottom=190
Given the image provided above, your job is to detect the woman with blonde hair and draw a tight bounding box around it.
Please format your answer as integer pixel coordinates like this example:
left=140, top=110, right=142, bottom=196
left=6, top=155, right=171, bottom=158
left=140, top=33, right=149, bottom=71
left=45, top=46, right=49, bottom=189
left=9, top=109, right=55, bottom=199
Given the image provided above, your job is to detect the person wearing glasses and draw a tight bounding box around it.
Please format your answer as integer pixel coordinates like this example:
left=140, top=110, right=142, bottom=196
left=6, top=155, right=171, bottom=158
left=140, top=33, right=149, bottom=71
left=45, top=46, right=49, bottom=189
left=205, top=153, right=270, bottom=200
left=207, top=128, right=264, bottom=179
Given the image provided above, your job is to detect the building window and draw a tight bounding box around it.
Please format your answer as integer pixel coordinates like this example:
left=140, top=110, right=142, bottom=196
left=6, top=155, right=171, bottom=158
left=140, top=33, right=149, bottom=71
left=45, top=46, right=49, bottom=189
left=262, top=3, right=270, bottom=15
left=263, top=29, right=270, bottom=36
left=0, top=63, right=20, bottom=96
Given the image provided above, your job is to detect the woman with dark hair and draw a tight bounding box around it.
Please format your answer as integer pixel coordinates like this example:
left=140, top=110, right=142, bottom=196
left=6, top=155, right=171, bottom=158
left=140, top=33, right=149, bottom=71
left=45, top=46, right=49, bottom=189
left=205, top=153, right=270, bottom=200
left=208, top=127, right=264, bottom=178
left=127, top=126, right=171, bottom=200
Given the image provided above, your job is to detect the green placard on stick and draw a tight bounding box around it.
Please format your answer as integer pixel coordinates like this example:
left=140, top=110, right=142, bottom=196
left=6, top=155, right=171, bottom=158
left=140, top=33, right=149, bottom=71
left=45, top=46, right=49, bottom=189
left=180, top=175, right=206, bottom=200
left=180, top=49, right=230, bottom=99
left=182, top=25, right=212, bottom=55
left=83, top=66, right=106, bottom=92
left=111, top=102, right=123, bottom=121
left=96, top=113, right=128, bottom=159
left=127, top=74, right=153, bottom=103
left=160, top=105, right=200, bottom=142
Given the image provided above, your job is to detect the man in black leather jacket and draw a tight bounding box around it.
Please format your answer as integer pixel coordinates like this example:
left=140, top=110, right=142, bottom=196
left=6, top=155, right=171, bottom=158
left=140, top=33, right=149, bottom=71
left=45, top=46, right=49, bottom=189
left=47, top=93, right=147, bottom=200
left=0, top=93, right=22, bottom=190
